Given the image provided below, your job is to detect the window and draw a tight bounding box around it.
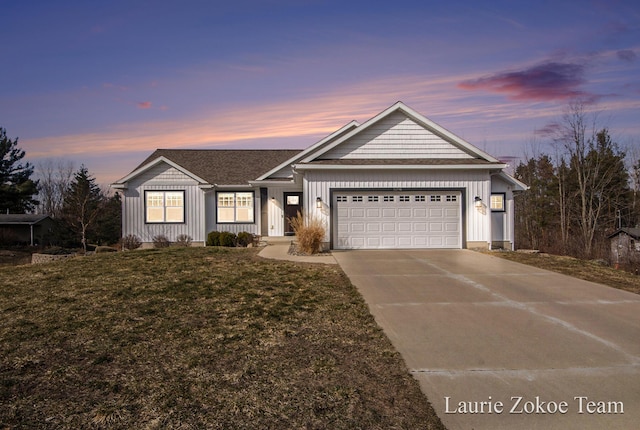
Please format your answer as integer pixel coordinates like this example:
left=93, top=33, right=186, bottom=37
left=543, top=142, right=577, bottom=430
left=430, top=195, right=441, bottom=202
left=217, top=192, right=254, bottom=223
left=146, top=191, right=184, bottom=223
left=399, top=195, right=410, bottom=202
left=383, top=195, right=394, bottom=202
left=336, top=196, right=348, bottom=202
left=446, top=195, right=458, bottom=202
left=415, top=195, right=426, bottom=202
left=368, top=195, right=379, bottom=202
left=352, top=196, right=363, bottom=202
left=490, top=193, right=505, bottom=212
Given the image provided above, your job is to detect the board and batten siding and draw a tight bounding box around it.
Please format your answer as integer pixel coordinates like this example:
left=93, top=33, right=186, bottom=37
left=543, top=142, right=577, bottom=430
left=304, top=169, right=491, bottom=247
left=122, top=163, right=206, bottom=244
left=321, top=112, right=474, bottom=160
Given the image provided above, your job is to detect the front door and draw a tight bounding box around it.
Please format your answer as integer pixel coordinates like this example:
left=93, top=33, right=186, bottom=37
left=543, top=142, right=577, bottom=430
left=284, top=192, right=303, bottom=236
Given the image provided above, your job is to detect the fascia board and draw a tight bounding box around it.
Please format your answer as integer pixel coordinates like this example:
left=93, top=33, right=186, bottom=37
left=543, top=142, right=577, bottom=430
left=494, top=171, right=529, bottom=191
left=257, top=120, right=360, bottom=179
left=112, top=156, right=209, bottom=186
left=293, top=163, right=508, bottom=171
left=248, top=180, right=295, bottom=186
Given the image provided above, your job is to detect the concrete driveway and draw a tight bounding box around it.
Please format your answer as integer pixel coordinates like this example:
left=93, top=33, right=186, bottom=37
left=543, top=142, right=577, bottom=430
left=332, top=250, right=640, bottom=430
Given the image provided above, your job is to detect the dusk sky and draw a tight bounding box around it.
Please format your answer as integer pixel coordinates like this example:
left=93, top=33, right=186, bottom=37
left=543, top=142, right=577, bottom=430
left=3, top=0, right=639, bottom=186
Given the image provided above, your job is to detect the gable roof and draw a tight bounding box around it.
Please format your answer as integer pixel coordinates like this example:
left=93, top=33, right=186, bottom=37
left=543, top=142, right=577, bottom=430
left=608, top=228, right=640, bottom=240
left=255, top=120, right=359, bottom=181
left=0, top=214, right=52, bottom=225
left=298, top=101, right=501, bottom=164
left=114, top=149, right=302, bottom=186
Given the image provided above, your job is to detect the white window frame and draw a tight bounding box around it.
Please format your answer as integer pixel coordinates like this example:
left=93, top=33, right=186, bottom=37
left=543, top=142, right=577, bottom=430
left=217, top=191, right=255, bottom=223
left=490, top=193, right=506, bottom=212
left=145, top=191, right=185, bottom=223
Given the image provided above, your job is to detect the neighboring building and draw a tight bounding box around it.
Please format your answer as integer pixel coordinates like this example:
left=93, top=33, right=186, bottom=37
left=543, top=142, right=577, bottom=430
left=609, top=228, right=640, bottom=269
left=112, top=102, right=527, bottom=249
left=0, top=214, right=56, bottom=246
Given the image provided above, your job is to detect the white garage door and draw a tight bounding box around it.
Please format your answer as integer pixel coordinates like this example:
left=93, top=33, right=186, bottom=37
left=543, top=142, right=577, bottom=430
left=334, top=191, right=461, bottom=249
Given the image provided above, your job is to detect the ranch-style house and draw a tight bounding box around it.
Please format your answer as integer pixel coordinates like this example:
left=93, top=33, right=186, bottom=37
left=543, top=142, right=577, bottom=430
left=112, top=102, right=527, bottom=250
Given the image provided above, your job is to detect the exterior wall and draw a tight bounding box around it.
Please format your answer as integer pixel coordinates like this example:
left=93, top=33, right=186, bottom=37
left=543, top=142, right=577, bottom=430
left=264, top=185, right=303, bottom=237
left=322, top=112, right=474, bottom=160
left=610, top=234, right=640, bottom=267
left=121, top=163, right=206, bottom=244
left=303, top=168, right=491, bottom=248
left=491, top=175, right=517, bottom=250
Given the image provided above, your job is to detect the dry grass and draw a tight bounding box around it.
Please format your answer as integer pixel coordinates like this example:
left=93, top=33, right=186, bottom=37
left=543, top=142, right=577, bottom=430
left=488, top=251, right=640, bottom=295
left=0, top=247, right=445, bottom=429
left=288, top=211, right=326, bottom=255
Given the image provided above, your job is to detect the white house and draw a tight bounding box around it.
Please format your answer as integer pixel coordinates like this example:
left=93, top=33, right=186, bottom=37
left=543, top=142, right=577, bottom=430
left=112, top=102, right=527, bottom=250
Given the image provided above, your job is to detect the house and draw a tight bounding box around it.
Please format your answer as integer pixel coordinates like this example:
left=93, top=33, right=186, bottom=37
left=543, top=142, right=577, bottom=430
left=0, top=214, right=56, bottom=246
left=609, top=228, right=640, bottom=268
left=112, top=102, right=527, bottom=250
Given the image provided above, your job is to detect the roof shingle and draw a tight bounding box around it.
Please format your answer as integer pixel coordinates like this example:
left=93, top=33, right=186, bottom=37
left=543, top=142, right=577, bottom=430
left=137, top=149, right=302, bottom=185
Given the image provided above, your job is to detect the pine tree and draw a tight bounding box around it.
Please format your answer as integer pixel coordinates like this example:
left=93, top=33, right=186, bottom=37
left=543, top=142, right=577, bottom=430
left=0, top=127, right=39, bottom=213
left=62, top=165, right=104, bottom=252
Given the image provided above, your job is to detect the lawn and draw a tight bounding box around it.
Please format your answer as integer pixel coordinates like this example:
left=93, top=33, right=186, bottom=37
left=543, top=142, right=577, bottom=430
left=487, top=251, right=640, bottom=295
left=0, top=247, right=445, bottom=429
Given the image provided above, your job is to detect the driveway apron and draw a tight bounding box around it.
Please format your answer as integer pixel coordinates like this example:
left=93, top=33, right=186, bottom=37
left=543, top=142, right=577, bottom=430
left=333, top=249, right=640, bottom=430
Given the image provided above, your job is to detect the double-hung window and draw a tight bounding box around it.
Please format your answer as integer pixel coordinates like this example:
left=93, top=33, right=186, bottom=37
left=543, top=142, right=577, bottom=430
left=146, top=191, right=185, bottom=223
left=217, top=192, right=254, bottom=223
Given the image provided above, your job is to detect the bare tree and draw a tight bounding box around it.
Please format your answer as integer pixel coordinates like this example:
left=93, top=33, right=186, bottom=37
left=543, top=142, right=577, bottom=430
left=36, top=159, right=75, bottom=217
left=556, top=101, right=629, bottom=257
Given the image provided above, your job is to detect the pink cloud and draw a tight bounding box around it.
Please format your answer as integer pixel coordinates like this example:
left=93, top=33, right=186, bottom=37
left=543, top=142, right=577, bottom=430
left=458, top=62, right=590, bottom=102
left=137, top=101, right=152, bottom=109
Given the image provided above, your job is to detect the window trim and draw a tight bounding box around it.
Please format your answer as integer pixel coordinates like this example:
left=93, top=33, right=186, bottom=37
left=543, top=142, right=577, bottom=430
left=490, top=193, right=506, bottom=212
left=144, top=190, right=186, bottom=224
left=216, top=191, right=256, bottom=224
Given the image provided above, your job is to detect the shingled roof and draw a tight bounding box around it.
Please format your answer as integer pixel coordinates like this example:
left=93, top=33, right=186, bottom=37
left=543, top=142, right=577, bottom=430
left=134, top=149, right=302, bottom=185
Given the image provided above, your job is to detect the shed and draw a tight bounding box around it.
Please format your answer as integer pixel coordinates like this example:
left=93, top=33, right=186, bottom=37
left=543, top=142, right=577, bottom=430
left=609, top=228, right=640, bottom=268
left=0, top=214, right=56, bottom=246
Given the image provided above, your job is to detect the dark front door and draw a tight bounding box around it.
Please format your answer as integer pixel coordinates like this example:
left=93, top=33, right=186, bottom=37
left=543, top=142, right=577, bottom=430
left=284, top=192, right=303, bottom=236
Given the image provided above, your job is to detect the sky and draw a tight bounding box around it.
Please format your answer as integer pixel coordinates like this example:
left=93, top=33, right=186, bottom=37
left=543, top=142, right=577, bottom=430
left=2, top=0, right=639, bottom=187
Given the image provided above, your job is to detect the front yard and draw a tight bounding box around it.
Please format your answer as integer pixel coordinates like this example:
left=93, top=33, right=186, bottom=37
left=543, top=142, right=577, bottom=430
left=489, top=251, right=640, bottom=295
left=0, top=247, right=444, bottom=429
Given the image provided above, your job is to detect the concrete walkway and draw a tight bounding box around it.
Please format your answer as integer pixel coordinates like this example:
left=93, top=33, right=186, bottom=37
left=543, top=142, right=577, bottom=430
left=257, top=237, right=337, bottom=265
left=332, top=249, right=640, bottom=430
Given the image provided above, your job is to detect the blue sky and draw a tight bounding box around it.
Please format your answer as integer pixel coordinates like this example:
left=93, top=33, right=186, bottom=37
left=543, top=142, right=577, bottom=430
left=2, top=0, right=639, bottom=185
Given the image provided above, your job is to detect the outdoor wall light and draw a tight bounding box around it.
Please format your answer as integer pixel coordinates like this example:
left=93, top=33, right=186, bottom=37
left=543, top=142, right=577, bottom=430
left=474, top=196, right=483, bottom=208
left=316, top=197, right=322, bottom=208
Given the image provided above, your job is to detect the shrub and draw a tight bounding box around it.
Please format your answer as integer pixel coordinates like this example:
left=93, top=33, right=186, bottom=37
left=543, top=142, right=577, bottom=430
left=152, top=234, right=171, bottom=248
left=122, top=234, right=142, bottom=250
left=288, top=211, right=326, bottom=255
left=175, top=234, right=193, bottom=247
left=218, top=232, right=237, bottom=247
left=207, top=231, right=221, bottom=246
left=236, top=231, right=254, bottom=247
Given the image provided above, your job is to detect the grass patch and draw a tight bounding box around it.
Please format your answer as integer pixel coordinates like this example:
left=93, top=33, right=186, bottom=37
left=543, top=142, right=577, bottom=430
left=487, top=251, right=640, bottom=295
left=0, top=247, right=444, bottom=429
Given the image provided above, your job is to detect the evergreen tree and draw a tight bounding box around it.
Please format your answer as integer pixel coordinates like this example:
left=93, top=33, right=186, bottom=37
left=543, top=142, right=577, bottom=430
left=62, top=165, right=104, bottom=252
left=0, top=127, right=39, bottom=213
left=94, top=192, right=122, bottom=245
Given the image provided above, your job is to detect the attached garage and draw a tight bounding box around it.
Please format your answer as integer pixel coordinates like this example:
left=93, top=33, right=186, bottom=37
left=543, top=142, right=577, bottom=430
left=333, top=190, right=462, bottom=249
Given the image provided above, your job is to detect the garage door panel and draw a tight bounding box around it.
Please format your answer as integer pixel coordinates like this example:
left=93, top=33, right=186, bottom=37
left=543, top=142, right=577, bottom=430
left=351, top=208, right=365, bottom=218
left=335, top=191, right=461, bottom=249
left=382, top=208, right=396, bottom=218
left=398, top=208, right=412, bottom=217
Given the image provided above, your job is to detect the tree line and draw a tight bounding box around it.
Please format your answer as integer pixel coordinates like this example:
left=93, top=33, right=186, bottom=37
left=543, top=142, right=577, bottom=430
left=514, top=102, right=639, bottom=260
left=0, top=127, right=121, bottom=251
